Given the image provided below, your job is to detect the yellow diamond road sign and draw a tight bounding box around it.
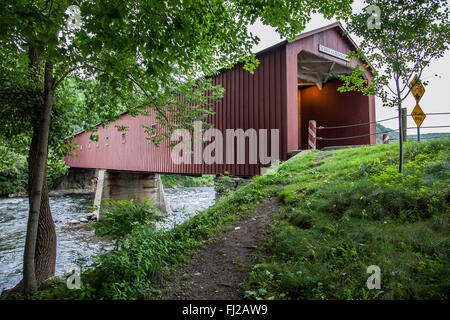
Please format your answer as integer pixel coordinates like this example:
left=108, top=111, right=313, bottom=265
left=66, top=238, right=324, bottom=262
left=409, top=74, right=425, bottom=103
left=411, top=104, right=426, bottom=127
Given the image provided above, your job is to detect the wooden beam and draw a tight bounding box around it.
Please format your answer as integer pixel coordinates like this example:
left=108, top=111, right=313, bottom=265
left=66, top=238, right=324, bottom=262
left=324, top=61, right=335, bottom=83
left=298, top=59, right=333, bottom=64
left=298, top=71, right=323, bottom=89
left=298, top=72, right=320, bottom=84
left=299, top=65, right=329, bottom=76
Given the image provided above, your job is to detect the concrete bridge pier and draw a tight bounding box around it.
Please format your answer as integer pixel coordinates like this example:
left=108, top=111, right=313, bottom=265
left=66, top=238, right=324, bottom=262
left=93, top=170, right=169, bottom=219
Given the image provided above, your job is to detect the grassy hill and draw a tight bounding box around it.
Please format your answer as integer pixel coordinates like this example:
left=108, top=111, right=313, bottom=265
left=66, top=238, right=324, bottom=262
left=376, top=123, right=450, bottom=143
left=244, top=139, right=450, bottom=299
left=26, top=139, right=449, bottom=300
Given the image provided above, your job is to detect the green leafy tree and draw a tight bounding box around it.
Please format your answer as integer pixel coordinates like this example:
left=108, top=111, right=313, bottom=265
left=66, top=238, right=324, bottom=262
left=0, top=0, right=352, bottom=294
left=338, top=0, right=450, bottom=172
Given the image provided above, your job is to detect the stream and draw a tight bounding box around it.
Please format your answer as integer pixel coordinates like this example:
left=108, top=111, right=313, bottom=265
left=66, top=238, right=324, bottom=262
left=0, top=186, right=215, bottom=293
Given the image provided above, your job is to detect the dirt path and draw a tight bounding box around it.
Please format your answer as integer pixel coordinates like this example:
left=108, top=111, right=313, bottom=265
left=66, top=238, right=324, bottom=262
left=159, top=197, right=279, bottom=300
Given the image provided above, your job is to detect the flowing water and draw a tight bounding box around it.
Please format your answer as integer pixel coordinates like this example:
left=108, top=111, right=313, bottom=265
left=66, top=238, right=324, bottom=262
left=0, top=186, right=215, bottom=293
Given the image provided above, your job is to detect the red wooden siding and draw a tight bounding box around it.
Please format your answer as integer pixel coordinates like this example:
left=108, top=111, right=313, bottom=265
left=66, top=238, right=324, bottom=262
left=66, top=45, right=287, bottom=177
left=65, top=23, right=376, bottom=176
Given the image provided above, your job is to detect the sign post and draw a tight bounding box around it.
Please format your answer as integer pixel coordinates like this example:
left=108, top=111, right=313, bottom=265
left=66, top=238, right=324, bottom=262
left=411, top=104, right=426, bottom=142
left=409, top=75, right=426, bottom=142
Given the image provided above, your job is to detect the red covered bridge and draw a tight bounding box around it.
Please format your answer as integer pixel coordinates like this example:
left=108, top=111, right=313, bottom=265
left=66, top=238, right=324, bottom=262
left=65, top=22, right=375, bottom=215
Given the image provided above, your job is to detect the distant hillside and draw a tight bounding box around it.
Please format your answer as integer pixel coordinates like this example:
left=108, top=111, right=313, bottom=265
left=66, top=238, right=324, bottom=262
left=376, top=123, right=450, bottom=143
left=376, top=123, right=399, bottom=143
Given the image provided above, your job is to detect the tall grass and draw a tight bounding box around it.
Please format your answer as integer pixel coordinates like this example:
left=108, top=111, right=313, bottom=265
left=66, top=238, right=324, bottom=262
left=24, top=139, right=449, bottom=300
left=244, top=139, right=449, bottom=300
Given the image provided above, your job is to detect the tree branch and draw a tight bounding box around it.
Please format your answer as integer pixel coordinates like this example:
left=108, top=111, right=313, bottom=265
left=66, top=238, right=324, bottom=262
left=386, top=83, right=397, bottom=96
left=85, top=64, right=169, bottom=123
left=53, top=66, right=83, bottom=89
left=401, top=64, right=425, bottom=102
left=400, top=49, right=422, bottom=94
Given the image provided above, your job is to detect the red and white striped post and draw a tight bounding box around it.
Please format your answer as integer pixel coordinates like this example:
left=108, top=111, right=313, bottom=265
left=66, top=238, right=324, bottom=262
left=383, top=134, right=389, bottom=144
left=308, top=120, right=317, bottom=150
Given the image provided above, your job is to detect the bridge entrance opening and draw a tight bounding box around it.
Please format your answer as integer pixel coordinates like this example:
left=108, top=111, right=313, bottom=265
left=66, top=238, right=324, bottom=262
left=296, top=50, right=371, bottom=149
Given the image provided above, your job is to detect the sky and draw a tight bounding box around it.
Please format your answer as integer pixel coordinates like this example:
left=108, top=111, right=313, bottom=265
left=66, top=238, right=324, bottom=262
left=248, top=0, right=450, bottom=134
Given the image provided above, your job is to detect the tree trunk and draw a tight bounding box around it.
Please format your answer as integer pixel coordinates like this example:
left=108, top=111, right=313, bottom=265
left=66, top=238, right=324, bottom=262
left=395, top=76, right=404, bottom=174
left=34, top=175, right=57, bottom=284
left=23, top=62, right=56, bottom=294
left=2, top=177, right=57, bottom=298
left=1, top=48, right=57, bottom=299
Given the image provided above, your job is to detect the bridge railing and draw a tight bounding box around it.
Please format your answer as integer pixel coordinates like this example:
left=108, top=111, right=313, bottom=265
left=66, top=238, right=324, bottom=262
left=307, top=112, right=450, bottom=149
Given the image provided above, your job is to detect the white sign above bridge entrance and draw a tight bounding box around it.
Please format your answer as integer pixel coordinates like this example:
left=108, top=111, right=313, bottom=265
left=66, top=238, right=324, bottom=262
left=318, top=44, right=349, bottom=62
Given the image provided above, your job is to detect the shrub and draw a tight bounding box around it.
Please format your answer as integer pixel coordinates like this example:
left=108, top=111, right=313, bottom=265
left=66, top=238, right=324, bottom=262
left=29, top=170, right=276, bottom=300
left=94, top=199, right=164, bottom=242
left=161, top=174, right=215, bottom=187
left=0, top=145, right=69, bottom=195
left=46, top=157, right=69, bottom=188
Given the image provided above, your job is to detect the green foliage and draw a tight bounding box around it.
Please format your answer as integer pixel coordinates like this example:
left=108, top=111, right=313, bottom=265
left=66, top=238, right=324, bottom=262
left=27, top=139, right=450, bottom=300
left=30, top=168, right=275, bottom=300
left=94, top=199, right=164, bottom=242
left=46, top=157, right=69, bottom=189
left=213, top=174, right=238, bottom=198
left=289, top=212, right=313, bottom=229
left=244, top=139, right=450, bottom=300
left=161, top=174, right=214, bottom=188
left=0, top=141, right=69, bottom=195
left=0, top=143, right=28, bottom=195
left=0, top=0, right=354, bottom=295
left=0, top=52, right=86, bottom=159
left=0, top=0, right=353, bottom=147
